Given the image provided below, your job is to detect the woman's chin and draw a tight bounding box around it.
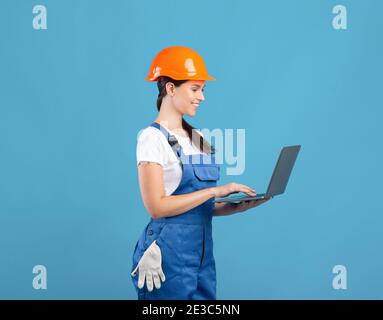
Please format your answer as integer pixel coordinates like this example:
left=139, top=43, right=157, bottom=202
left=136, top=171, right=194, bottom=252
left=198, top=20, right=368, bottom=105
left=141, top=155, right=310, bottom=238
left=187, top=110, right=197, bottom=117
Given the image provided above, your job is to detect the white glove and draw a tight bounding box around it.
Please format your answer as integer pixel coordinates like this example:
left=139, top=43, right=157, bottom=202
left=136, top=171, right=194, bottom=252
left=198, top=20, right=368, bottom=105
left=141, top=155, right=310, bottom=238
left=131, top=240, right=166, bottom=291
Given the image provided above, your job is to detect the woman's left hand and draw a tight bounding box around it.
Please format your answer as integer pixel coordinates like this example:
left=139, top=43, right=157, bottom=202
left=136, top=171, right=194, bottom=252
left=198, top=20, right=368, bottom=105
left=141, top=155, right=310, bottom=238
left=233, top=197, right=272, bottom=213
left=214, top=197, right=272, bottom=216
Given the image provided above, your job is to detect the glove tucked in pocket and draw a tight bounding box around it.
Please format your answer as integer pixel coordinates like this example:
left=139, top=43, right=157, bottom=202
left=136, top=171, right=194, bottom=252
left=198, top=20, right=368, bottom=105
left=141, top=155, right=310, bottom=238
left=131, top=240, right=166, bottom=292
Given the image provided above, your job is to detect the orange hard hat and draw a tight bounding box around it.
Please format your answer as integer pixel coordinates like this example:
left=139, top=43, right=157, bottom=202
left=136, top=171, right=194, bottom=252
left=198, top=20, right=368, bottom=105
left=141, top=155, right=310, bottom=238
left=145, top=46, right=215, bottom=81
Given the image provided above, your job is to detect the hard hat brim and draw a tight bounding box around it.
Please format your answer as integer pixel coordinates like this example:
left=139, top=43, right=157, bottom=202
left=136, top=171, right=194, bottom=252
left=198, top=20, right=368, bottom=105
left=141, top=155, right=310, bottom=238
left=145, top=74, right=215, bottom=82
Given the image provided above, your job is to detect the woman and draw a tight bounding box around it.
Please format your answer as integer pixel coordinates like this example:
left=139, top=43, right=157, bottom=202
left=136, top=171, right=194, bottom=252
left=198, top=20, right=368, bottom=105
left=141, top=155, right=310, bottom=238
left=131, top=46, right=270, bottom=300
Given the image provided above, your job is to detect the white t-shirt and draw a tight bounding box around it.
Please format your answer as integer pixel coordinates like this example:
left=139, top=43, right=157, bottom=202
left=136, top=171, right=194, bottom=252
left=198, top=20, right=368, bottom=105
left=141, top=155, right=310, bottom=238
left=136, top=126, right=203, bottom=195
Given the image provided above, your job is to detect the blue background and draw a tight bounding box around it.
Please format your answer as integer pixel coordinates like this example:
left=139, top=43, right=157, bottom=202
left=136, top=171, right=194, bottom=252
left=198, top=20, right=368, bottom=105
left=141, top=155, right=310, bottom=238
left=1, top=0, right=382, bottom=299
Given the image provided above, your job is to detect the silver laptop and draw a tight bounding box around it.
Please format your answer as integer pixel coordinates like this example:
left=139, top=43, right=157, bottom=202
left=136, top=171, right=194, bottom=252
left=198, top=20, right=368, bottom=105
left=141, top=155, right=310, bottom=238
left=214, top=145, right=301, bottom=203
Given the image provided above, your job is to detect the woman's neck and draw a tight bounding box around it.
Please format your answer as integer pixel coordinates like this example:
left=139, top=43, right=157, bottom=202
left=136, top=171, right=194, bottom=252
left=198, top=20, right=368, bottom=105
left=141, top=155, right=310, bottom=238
left=155, top=102, right=183, bottom=132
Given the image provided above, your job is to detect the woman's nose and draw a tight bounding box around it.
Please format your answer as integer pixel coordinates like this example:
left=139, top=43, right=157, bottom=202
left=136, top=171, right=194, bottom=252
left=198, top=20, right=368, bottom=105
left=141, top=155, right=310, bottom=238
left=198, top=91, right=205, bottom=101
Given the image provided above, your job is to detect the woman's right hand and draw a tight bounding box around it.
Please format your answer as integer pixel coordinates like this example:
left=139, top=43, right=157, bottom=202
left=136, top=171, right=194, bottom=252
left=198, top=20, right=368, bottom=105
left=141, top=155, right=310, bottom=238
left=212, top=183, right=256, bottom=198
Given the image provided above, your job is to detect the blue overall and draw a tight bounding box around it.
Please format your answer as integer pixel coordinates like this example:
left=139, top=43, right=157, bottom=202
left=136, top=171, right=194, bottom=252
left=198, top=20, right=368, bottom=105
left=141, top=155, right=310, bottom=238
left=131, top=122, right=220, bottom=300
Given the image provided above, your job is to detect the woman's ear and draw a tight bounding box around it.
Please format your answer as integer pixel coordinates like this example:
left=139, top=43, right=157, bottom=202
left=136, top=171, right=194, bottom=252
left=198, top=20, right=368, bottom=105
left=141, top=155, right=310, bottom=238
left=165, top=82, right=175, bottom=97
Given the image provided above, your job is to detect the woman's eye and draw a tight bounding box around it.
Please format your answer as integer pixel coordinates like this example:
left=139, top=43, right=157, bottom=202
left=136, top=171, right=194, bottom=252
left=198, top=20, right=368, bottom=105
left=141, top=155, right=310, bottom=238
left=191, top=87, right=204, bottom=92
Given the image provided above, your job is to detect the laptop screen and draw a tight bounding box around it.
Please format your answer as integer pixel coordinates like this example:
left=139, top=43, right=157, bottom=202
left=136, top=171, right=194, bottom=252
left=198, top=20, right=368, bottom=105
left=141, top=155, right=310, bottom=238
left=266, top=145, right=301, bottom=197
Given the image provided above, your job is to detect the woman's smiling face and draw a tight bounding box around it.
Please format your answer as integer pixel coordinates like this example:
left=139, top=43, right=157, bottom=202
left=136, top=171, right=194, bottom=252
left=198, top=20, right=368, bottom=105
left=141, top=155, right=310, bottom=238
left=172, top=80, right=206, bottom=117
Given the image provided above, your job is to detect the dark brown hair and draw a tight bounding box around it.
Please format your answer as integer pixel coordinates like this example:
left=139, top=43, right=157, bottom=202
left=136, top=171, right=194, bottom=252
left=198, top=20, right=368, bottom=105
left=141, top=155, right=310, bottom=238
left=156, top=76, right=213, bottom=154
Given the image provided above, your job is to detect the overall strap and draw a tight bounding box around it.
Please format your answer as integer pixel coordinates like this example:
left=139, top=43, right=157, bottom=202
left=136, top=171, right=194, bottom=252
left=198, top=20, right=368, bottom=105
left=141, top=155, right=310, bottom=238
left=150, top=122, right=182, bottom=159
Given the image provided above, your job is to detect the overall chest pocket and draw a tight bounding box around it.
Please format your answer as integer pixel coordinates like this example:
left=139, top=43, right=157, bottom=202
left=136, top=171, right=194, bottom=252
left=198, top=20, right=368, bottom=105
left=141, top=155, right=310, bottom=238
left=192, top=164, right=220, bottom=188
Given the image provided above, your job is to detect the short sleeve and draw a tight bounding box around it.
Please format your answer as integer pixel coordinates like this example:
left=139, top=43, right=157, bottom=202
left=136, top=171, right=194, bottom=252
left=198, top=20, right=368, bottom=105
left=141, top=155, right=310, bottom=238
left=136, top=129, right=167, bottom=166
